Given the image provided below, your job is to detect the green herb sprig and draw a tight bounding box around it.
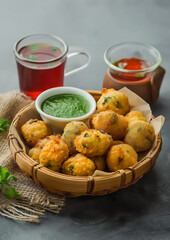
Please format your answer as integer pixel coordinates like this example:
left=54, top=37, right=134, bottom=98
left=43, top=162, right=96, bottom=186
left=0, top=166, right=20, bottom=199
left=0, top=118, right=11, bottom=132
left=0, top=118, right=20, bottom=199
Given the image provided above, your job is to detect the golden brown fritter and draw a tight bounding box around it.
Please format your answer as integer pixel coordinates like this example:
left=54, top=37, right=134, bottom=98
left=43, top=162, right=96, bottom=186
left=90, top=110, right=128, bottom=140
left=126, top=111, right=147, bottom=124
left=90, top=156, right=106, bottom=171
left=62, top=121, right=88, bottom=155
left=28, top=135, right=61, bottom=160
left=74, top=129, right=113, bottom=157
left=97, top=88, right=130, bottom=115
left=21, top=119, right=53, bottom=147
left=124, top=120, right=155, bottom=152
left=112, top=140, right=124, bottom=146
left=61, top=153, right=96, bottom=176
left=39, top=137, right=69, bottom=172
left=106, top=144, right=138, bottom=171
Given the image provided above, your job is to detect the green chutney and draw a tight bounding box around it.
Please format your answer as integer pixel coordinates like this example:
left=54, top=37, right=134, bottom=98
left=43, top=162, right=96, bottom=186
left=41, top=93, right=91, bottom=118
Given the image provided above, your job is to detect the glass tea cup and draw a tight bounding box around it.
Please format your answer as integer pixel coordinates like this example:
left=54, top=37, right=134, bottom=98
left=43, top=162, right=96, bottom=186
left=14, top=34, right=90, bottom=99
left=103, top=42, right=163, bottom=103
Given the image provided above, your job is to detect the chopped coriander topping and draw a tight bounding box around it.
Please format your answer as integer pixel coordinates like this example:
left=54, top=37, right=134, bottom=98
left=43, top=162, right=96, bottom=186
left=115, top=101, right=121, bottom=108
left=113, top=60, right=120, bottom=65
left=69, top=166, right=74, bottom=174
left=135, top=73, right=145, bottom=78
left=102, top=96, right=111, bottom=105
left=30, top=45, right=39, bottom=50
left=82, top=143, right=88, bottom=149
left=52, top=46, right=59, bottom=51
left=46, top=161, right=52, bottom=168
left=118, top=62, right=127, bottom=69
left=28, top=55, right=37, bottom=60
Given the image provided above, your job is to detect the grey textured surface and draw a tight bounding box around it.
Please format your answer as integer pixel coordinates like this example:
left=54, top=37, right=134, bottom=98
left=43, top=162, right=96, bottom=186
left=0, top=0, right=170, bottom=239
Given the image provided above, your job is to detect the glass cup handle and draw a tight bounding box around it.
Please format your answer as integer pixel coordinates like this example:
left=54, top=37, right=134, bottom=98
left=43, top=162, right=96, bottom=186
left=64, top=48, right=91, bottom=77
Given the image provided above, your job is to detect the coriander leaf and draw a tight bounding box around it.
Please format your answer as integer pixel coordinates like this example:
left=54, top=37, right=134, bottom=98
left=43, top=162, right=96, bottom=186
left=135, top=73, right=145, bottom=78
left=30, top=45, right=39, bottom=50
left=102, top=96, right=111, bottom=105
left=0, top=167, right=10, bottom=181
left=28, top=55, right=37, bottom=60
left=52, top=46, right=59, bottom=51
left=0, top=119, right=11, bottom=132
left=5, top=187, right=20, bottom=199
left=113, top=60, right=120, bottom=66
left=0, top=166, right=21, bottom=199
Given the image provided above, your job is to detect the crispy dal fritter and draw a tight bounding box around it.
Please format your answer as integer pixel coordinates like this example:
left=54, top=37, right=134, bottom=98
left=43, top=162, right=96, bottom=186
left=90, top=110, right=128, bottom=140
left=21, top=119, right=53, bottom=147
left=126, top=111, right=147, bottom=124
left=97, top=88, right=130, bottom=115
left=39, top=137, right=69, bottom=172
left=28, top=135, right=61, bottom=160
left=90, top=156, right=106, bottom=171
left=106, top=144, right=138, bottom=171
left=124, top=120, right=155, bottom=152
left=75, top=129, right=113, bottom=157
left=62, top=121, right=88, bottom=155
left=112, top=140, right=124, bottom=146
left=62, top=153, right=96, bottom=176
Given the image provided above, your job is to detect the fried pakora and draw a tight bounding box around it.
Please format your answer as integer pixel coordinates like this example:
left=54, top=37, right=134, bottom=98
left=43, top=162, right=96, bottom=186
left=62, top=153, right=96, bottom=176
left=21, top=119, right=53, bottom=147
left=39, top=137, right=69, bottom=172
left=90, top=155, right=106, bottom=171
left=97, top=88, right=130, bottom=115
left=124, top=120, right=155, bottom=152
left=106, top=144, right=138, bottom=171
left=126, top=111, right=147, bottom=124
left=90, top=110, right=128, bottom=140
left=112, top=140, right=124, bottom=146
left=62, top=121, right=88, bottom=155
left=74, top=129, right=113, bottom=157
left=28, top=134, right=61, bottom=160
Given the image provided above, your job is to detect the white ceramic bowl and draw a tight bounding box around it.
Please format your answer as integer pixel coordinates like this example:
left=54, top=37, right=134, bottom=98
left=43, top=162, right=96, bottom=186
left=35, top=86, right=96, bottom=131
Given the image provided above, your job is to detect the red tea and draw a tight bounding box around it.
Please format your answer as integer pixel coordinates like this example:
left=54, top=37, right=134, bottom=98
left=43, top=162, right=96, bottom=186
left=112, top=57, right=151, bottom=83
left=17, top=43, right=66, bottom=99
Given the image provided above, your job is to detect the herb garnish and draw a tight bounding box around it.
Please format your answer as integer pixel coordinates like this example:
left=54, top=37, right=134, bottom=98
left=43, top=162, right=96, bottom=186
left=69, top=166, right=74, bottom=174
left=102, top=97, right=111, bottom=105
left=0, top=119, right=20, bottom=199
left=0, top=166, right=20, bottom=199
left=0, top=118, right=10, bottom=132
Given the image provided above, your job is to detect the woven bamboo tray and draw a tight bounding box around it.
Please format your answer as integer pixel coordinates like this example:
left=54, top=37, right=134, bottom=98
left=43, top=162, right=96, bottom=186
left=8, top=90, right=162, bottom=197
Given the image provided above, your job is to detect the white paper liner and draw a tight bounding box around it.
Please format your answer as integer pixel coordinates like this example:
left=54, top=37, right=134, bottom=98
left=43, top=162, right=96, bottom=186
left=92, top=87, right=165, bottom=177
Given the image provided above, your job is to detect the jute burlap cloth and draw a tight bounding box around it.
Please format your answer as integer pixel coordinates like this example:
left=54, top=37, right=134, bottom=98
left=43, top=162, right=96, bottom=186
left=0, top=92, right=65, bottom=223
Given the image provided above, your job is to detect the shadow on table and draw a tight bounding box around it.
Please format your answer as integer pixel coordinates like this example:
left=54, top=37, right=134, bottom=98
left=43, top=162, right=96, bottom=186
left=59, top=169, right=160, bottom=226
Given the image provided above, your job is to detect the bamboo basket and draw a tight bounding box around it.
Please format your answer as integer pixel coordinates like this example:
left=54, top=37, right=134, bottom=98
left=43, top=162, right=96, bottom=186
left=8, top=90, right=162, bottom=197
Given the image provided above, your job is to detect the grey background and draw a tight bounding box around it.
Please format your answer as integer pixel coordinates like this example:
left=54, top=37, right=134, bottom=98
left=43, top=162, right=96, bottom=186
left=0, top=0, right=170, bottom=239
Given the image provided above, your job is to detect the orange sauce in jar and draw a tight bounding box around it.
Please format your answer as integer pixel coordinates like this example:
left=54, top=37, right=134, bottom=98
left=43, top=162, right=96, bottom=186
left=112, top=57, right=151, bottom=83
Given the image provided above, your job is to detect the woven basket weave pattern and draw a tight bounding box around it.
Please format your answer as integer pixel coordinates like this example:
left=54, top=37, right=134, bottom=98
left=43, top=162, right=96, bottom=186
left=8, top=91, right=162, bottom=197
